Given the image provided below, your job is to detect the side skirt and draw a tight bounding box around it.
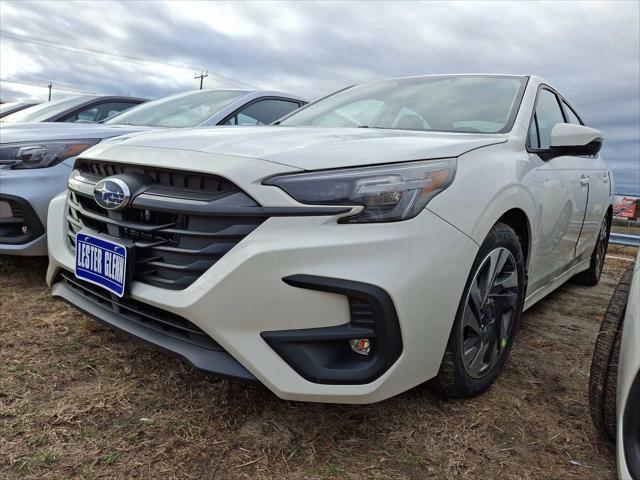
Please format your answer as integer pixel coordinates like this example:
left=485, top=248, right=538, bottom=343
left=523, top=257, right=591, bottom=311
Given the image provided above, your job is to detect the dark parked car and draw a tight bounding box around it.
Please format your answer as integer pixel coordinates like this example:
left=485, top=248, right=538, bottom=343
left=0, top=95, right=146, bottom=124
left=590, top=250, right=640, bottom=480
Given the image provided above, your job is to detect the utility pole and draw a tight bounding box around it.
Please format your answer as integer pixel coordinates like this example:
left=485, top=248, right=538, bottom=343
left=47, top=83, right=52, bottom=101
left=194, top=70, right=208, bottom=90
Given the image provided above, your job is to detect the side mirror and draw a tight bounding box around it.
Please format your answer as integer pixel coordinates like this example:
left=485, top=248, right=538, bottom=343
left=543, top=123, right=603, bottom=160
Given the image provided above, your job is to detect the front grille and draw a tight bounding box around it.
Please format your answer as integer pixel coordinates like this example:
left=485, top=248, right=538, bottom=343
left=76, top=159, right=237, bottom=198
left=67, top=160, right=268, bottom=290
left=59, top=271, right=222, bottom=351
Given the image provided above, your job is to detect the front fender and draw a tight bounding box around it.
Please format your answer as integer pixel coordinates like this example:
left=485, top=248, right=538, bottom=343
left=427, top=144, right=537, bottom=248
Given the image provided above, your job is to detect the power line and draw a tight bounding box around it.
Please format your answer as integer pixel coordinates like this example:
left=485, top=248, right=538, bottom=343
left=11, top=74, right=100, bottom=94
left=0, top=78, right=96, bottom=94
left=0, top=30, right=257, bottom=90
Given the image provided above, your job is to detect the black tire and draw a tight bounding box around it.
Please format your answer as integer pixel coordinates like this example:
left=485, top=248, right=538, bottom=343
left=589, top=264, right=633, bottom=443
left=436, top=222, right=526, bottom=398
left=574, top=215, right=610, bottom=286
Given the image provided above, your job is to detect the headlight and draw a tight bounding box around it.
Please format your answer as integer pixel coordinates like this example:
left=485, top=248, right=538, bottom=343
left=0, top=139, right=100, bottom=169
left=264, top=158, right=456, bottom=223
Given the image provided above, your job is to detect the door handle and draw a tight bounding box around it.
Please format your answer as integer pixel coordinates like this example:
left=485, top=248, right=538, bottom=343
left=602, top=173, right=609, bottom=183
left=580, top=175, right=590, bottom=186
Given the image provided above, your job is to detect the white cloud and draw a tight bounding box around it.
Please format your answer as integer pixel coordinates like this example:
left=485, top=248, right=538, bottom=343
left=0, top=0, right=637, bottom=169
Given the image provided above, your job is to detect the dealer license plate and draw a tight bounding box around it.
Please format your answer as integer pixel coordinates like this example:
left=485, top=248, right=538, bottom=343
left=75, top=232, right=127, bottom=297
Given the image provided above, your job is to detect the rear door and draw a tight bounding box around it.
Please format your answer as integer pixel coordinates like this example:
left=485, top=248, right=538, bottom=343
left=527, top=87, right=589, bottom=287
left=560, top=99, right=610, bottom=259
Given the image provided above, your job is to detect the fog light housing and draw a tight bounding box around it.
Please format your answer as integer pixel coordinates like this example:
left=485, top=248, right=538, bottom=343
left=349, top=338, right=371, bottom=355
left=262, top=275, right=403, bottom=384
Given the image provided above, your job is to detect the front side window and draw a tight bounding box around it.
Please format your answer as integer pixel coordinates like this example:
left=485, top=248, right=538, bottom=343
left=224, top=99, right=301, bottom=125
left=528, top=115, right=540, bottom=149
left=280, top=75, right=527, bottom=133
left=62, top=102, right=137, bottom=123
left=106, top=90, right=247, bottom=127
left=562, top=101, right=582, bottom=125
left=533, top=89, right=565, bottom=149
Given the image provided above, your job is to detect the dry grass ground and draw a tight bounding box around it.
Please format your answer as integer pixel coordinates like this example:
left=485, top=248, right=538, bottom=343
left=1, top=250, right=636, bottom=479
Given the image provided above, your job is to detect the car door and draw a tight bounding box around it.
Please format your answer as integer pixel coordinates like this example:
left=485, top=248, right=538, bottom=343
left=560, top=99, right=610, bottom=259
left=221, top=98, right=302, bottom=125
left=527, top=87, right=589, bottom=289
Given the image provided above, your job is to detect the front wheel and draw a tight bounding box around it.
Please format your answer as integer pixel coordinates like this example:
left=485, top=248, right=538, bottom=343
left=436, top=222, right=526, bottom=398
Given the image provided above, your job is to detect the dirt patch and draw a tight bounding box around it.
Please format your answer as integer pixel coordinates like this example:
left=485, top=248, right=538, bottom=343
left=1, top=253, right=635, bottom=479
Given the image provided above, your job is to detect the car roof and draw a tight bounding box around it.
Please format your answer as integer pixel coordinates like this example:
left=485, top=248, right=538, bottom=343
left=373, top=73, right=530, bottom=83
left=1, top=95, right=149, bottom=123
left=194, top=88, right=307, bottom=102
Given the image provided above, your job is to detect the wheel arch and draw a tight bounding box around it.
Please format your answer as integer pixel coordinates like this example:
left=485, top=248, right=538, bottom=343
left=461, top=184, right=537, bottom=273
left=496, top=208, right=532, bottom=271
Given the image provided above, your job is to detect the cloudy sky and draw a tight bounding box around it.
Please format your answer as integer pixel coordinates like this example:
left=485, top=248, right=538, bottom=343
left=0, top=0, right=638, bottom=191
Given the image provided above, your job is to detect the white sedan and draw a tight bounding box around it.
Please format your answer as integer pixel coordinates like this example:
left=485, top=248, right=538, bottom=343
left=46, top=74, right=614, bottom=403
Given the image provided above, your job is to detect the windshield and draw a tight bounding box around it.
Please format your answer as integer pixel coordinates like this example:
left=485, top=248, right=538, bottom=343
left=1, top=95, right=96, bottom=123
left=106, top=90, right=248, bottom=127
left=281, top=75, right=527, bottom=133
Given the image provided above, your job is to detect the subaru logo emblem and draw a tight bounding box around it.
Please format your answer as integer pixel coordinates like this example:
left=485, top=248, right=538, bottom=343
left=93, top=178, right=131, bottom=211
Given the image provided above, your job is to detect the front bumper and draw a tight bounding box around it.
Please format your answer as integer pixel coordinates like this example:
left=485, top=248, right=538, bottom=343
left=0, top=161, right=72, bottom=256
left=47, top=187, right=477, bottom=403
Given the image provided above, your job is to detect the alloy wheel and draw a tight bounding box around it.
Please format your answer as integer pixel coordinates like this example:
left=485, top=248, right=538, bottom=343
left=460, top=247, right=519, bottom=379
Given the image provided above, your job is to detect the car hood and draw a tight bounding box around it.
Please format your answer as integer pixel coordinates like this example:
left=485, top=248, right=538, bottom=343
left=93, top=126, right=508, bottom=170
left=0, top=122, right=154, bottom=143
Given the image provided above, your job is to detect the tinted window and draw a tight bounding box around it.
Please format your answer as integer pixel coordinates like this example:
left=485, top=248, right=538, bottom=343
left=62, top=102, right=137, bottom=123
left=224, top=99, right=300, bottom=125
left=1, top=95, right=98, bottom=123
left=107, top=90, right=247, bottom=127
left=562, top=101, right=582, bottom=125
left=534, top=89, right=565, bottom=149
left=281, top=76, right=527, bottom=133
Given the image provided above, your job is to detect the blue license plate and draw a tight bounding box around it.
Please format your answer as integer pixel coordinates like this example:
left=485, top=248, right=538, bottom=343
left=75, top=232, right=128, bottom=297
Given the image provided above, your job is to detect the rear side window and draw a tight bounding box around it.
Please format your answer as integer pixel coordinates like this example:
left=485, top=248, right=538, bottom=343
left=224, top=99, right=300, bottom=125
left=531, top=89, right=565, bottom=149
left=562, top=101, right=582, bottom=125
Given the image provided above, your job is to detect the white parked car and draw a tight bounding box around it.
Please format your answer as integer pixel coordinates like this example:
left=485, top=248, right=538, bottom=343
left=46, top=74, right=614, bottom=403
left=590, top=250, right=640, bottom=480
